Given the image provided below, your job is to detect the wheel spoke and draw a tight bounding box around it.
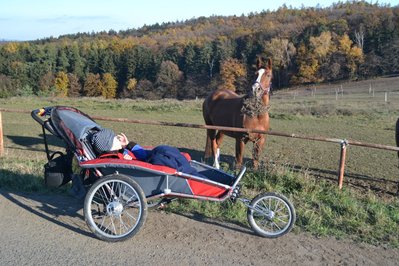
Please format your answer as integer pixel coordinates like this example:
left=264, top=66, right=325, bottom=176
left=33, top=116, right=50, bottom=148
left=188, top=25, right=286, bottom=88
left=100, top=186, right=110, bottom=203
left=273, top=200, right=281, bottom=212
left=85, top=176, right=147, bottom=241
left=124, top=210, right=138, bottom=222
left=253, top=203, right=270, bottom=215
left=118, top=216, right=130, bottom=233
left=248, top=193, right=295, bottom=238
left=99, top=214, right=107, bottom=228
left=271, top=221, right=282, bottom=231
left=110, top=216, right=117, bottom=235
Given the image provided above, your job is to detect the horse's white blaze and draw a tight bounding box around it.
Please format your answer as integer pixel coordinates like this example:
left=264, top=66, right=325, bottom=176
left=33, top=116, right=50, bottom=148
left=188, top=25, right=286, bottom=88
left=256, top=68, right=265, bottom=83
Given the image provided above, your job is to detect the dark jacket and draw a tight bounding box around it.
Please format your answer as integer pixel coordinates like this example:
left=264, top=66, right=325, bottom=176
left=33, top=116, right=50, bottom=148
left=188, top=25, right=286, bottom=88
left=147, top=145, right=200, bottom=176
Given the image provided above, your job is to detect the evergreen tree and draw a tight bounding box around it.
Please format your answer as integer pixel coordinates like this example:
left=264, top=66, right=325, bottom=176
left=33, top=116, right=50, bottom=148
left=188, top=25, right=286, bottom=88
left=56, top=48, right=69, bottom=72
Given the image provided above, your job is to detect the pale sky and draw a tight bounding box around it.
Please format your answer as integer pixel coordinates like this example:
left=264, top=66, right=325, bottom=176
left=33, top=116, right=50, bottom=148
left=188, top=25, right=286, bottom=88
left=1, top=0, right=398, bottom=41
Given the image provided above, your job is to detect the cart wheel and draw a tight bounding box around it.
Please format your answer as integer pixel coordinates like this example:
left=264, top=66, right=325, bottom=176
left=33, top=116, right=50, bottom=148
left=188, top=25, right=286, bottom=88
left=247, top=192, right=295, bottom=238
left=84, top=174, right=147, bottom=242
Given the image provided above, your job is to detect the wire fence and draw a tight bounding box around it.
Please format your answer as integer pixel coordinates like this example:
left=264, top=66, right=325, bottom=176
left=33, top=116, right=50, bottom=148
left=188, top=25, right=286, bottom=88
left=1, top=107, right=398, bottom=191
left=273, top=76, right=399, bottom=102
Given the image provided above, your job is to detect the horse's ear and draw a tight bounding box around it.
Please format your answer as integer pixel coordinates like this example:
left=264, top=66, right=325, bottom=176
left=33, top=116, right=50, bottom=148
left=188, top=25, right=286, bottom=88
left=256, top=57, right=263, bottom=69
left=267, top=58, right=272, bottom=69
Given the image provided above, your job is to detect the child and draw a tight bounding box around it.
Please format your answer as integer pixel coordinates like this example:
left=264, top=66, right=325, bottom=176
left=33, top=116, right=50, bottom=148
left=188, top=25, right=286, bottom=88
left=90, top=128, right=148, bottom=160
left=90, top=128, right=203, bottom=176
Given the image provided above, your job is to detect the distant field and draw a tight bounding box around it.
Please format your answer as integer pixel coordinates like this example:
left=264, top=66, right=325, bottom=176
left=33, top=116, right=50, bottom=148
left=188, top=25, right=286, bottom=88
left=1, top=77, right=398, bottom=192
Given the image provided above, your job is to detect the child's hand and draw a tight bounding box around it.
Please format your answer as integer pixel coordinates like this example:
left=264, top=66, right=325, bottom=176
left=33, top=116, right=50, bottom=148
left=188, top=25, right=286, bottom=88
left=123, top=153, right=133, bottom=160
left=117, top=133, right=129, bottom=147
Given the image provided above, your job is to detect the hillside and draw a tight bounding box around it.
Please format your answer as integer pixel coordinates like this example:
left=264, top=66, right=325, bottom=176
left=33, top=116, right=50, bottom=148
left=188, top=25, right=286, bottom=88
left=0, top=1, right=398, bottom=99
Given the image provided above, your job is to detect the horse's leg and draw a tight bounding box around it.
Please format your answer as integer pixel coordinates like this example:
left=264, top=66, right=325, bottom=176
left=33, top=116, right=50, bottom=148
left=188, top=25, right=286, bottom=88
left=253, top=136, right=266, bottom=170
left=205, top=129, right=216, bottom=163
left=213, top=132, right=224, bottom=169
left=235, top=138, right=245, bottom=169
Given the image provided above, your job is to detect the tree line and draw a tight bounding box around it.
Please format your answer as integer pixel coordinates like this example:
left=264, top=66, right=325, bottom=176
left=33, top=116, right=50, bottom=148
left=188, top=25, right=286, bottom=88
left=0, top=1, right=398, bottom=99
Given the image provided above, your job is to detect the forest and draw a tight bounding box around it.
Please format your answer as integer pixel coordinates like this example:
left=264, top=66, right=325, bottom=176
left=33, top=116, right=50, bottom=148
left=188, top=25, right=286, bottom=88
left=0, top=1, right=398, bottom=99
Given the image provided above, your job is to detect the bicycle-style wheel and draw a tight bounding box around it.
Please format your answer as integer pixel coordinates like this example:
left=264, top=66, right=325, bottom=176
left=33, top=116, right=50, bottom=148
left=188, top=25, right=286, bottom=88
left=84, top=174, right=147, bottom=242
left=247, top=192, right=295, bottom=238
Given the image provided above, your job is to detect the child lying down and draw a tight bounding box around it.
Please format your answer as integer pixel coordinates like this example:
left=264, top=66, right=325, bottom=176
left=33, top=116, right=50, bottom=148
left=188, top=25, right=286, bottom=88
left=90, top=128, right=202, bottom=176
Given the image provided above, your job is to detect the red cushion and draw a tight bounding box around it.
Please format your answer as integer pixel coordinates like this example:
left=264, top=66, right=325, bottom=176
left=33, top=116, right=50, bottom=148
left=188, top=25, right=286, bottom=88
left=80, top=157, right=177, bottom=174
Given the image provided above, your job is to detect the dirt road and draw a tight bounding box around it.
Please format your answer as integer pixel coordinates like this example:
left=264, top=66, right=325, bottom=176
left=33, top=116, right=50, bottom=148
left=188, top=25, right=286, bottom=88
left=1, top=190, right=398, bottom=265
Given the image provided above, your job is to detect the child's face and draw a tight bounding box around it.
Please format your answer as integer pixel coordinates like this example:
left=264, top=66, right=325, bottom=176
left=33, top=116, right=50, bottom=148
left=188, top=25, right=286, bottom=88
left=111, top=136, right=123, bottom=151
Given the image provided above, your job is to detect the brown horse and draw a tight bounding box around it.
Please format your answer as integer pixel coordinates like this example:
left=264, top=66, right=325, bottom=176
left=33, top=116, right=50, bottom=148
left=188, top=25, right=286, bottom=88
left=203, top=57, right=273, bottom=169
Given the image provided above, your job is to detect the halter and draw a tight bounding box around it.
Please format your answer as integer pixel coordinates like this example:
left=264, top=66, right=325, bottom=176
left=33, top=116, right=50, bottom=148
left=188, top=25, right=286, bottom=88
left=252, top=68, right=272, bottom=97
left=252, top=81, right=271, bottom=96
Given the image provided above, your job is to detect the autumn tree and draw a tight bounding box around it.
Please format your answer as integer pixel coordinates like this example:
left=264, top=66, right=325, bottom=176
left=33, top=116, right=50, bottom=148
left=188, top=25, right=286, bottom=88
left=291, top=43, right=320, bottom=84
left=101, top=73, right=117, bottom=99
left=83, top=73, right=103, bottom=97
left=67, top=73, right=81, bottom=97
left=220, top=58, right=247, bottom=91
left=337, top=33, right=364, bottom=79
left=54, top=71, right=69, bottom=97
left=127, top=78, right=137, bottom=91
left=39, top=71, right=55, bottom=94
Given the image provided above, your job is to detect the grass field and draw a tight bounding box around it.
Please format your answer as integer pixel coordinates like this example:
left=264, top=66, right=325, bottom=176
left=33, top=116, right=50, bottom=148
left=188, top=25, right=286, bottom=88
left=1, top=76, right=398, bottom=246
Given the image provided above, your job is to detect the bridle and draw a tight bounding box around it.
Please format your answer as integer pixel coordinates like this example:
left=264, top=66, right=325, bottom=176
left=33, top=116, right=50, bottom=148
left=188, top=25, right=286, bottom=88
left=252, top=68, right=272, bottom=97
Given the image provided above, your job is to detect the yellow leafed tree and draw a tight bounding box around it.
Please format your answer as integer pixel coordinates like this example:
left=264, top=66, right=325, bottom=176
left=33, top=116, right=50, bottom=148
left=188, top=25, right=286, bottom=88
left=102, top=73, right=117, bottom=99
left=54, top=71, right=69, bottom=97
left=220, top=58, right=246, bottom=91
left=338, top=34, right=364, bottom=77
left=127, top=78, right=137, bottom=91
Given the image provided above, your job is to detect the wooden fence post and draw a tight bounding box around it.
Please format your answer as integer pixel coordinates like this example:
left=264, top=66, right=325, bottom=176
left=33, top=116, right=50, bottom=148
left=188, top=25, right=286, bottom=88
left=338, top=140, right=348, bottom=189
left=0, top=112, right=3, bottom=157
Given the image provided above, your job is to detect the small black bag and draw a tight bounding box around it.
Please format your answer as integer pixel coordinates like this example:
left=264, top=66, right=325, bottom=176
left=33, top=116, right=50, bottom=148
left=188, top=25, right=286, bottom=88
left=44, top=152, right=72, bottom=187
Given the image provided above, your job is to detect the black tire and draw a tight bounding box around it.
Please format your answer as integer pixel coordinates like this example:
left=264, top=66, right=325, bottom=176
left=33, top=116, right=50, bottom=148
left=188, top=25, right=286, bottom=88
left=247, top=192, right=295, bottom=238
left=84, top=174, right=147, bottom=242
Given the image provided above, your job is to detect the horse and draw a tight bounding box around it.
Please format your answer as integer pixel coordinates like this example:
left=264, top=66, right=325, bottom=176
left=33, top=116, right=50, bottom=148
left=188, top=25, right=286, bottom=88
left=202, top=57, right=273, bottom=169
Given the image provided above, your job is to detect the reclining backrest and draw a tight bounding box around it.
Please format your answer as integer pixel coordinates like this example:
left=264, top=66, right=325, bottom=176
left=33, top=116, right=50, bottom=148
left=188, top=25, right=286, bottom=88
left=79, top=131, right=98, bottom=161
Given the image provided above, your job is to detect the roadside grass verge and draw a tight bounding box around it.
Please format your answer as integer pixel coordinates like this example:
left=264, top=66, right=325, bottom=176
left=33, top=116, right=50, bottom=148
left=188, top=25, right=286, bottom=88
left=166, top=165, right=399, bottom=248
left=0, top=157, right=69, bottom=194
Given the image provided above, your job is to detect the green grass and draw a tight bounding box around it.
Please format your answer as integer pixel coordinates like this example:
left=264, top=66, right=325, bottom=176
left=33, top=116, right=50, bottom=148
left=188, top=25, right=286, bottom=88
left=167, top=165, right=399, bottom=247
left=0, top=94, right=398, bottom=247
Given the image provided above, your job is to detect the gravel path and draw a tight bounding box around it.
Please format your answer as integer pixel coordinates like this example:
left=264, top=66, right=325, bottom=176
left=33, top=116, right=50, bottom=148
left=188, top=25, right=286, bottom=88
left=1, top=190, right=398, bottom=265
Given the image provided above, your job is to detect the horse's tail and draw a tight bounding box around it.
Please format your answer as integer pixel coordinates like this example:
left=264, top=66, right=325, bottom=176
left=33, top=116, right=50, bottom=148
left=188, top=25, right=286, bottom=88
left=396, top=118, right=399, bottom=158
left=203, top=98, right=213, bottom=159
left=204, top=131, right=213, bottom=159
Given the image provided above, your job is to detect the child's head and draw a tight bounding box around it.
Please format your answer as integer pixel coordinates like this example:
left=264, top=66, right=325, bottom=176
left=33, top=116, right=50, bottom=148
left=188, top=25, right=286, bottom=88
left=91, top=128, right=122, bottom=153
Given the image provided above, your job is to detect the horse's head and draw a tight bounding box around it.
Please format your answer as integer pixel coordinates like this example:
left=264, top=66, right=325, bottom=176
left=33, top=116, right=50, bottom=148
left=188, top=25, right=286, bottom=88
left=251, top=57, right=273, bottom=99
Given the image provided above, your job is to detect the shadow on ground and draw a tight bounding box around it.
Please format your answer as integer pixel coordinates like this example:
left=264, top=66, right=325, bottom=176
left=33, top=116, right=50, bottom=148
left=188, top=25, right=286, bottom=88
left=0, top=169, right=93, bottom=239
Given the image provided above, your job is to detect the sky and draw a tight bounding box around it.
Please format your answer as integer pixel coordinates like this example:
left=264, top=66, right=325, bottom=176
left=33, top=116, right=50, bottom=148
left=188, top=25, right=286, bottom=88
left=1, top=0, right=398, bottom=41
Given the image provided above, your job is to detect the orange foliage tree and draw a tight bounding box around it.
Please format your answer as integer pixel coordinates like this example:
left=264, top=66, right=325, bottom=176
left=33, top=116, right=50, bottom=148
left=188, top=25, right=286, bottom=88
left=220, top=58, right=247, bottom=91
